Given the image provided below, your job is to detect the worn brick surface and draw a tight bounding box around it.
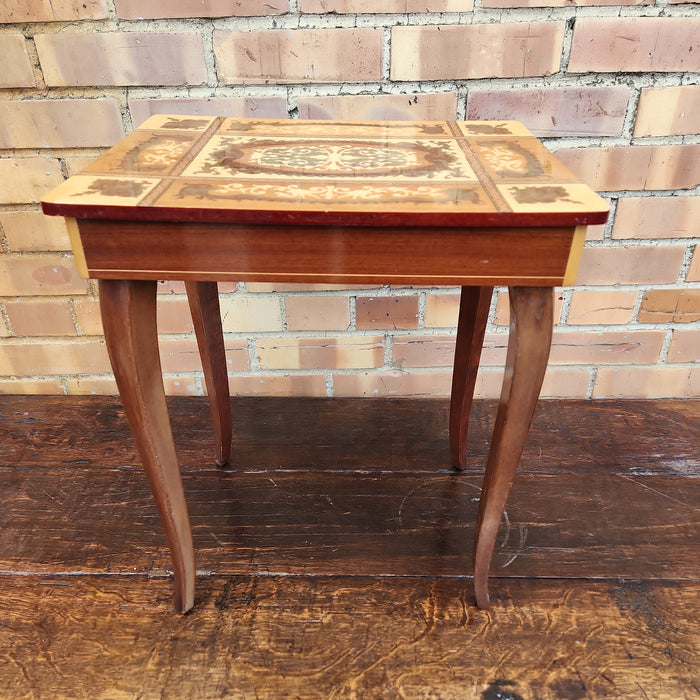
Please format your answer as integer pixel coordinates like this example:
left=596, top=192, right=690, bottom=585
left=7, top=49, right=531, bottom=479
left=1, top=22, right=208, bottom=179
left=129, top=97, right=287, bottom=127
left=424, top=292, right=461, bottom=328
left=688, top=247, right=700, bottom=283
left=0, top=379, right=64, bottom=394
left=257, top=336, right=384, bottom=370
left=219, top=296, right=283, bottom=333
left=549, top=330, right=665, bottom=365
left=35, top=32, right=208, bottom=87
left=634, top=86, right=700, bottom=138
left=391, top=23, right=564, bottom=80
left=569, top=17, right=700, bottom=73
left=298, top=93, right=458, bottom=121
left=0, top=34, right=34, bottom=88
left=356, top=295, right=420, bottom=330
left=160, top=338, right=249, bottom=373
left=575, top=246, right=685, bottom=286
left=115, top=0, right=288, bottom=18
left=392, top=335, right=455, bottom=368
left=0, top=0, right=108, bottom=22
left=300, top=0, right=473, bottom=11
left=612, top=197, right=700, bottom=240
left=5, top=299, right=76, bottom=336
left=0, top=158, right=64, bottom=204
left=593, top=366, right=699, bottom=398
left=333, top=369, right=453, bottom=397
left=285, top=295, right=351, bottom=331
left=0, top=99, right=124, bottom=149
left=214, top=29, right=383, bottom=84
left=0, top=339, right=110, bottom=376
left=0, top=211, right=71, bottom=251
left=0, top=255, right=88, bottom=296
left=667, top=329, right=700, bottom=364
left=567, top=290, right=638, bottom=325
left=556, top=145, right=700, bottom=192
left=638, top=289, right=700, bottom=324
left=485, top=0, right=649, bottom=5
left=229, top=374, right=327, bottom=397
left=466, top=87, right=628, bottom=137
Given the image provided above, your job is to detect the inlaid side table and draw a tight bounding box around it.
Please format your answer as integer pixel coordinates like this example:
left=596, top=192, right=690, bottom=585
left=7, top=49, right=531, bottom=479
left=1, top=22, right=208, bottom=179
left=42, top=116, right=609, bottom=613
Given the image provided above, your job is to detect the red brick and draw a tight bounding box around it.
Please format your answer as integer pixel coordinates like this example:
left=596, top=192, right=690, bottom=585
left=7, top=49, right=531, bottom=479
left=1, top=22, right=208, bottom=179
left=285, top=295, right=351, bottom=331
left=72, top=298, right=102, bottom=335
left=466, top=87, right=628, bottom=137
left=301, top=0, right=472, bottom=11
left=634, top=86, right=700, bottom=137
left=549, top=330, right=665, bottom=365
left=5, top=299, right=76, bottom=336
left=156, top=298, right=194, bottom=334
left=163, top=377, right=200, bottom=396
left=688, top=247, right=700, bottom=282
left=0, top=35, right=34, bottom=88
left=0, top=0, right=108, bottom=22
left=0, top=255, right=88, bottom=296
left=638, top=289, right=700, bottom=324
left=391, top=23, right=564, bottom=81
left=214, top=29, right=382, bottom=84
left=219, top=296, right=283, bottom=332
left=129, top=97, right=287, bottom=127
left=229, top=374, right=327, bottom=397
left=0, top=99, right=124, bottom=149
left=567, top=290, right=638, bottom=325
left=612, top=197, right=700, bottom=240
left=569, top=18, right=700, bottom=73
left=0, top=339, right=110, bottom=376
left=115, top=0, right=287, bottom=18
left=667, top=329, right=700, bottom=363
left=333, top=369, right=453, bottom=397
left=575, top=246, right=685, bottom=286
left=0, top=211, right=71, bottom=251
left=593, top=367, right=699, bottom=399
left=35, top=32, right=207, bottom=87
left=392, top=335, right=455, bottom=368
left=0, top=158, right=64, bottom=204
left=257, top=336, right=383, bottom=370
left=160, top=338, right=249, bottom=373
left=356, top=295, right=419, bottom=330
left=298, top=93, right=458, bottom=122
left=485, top=0, right=648, bottom=5
left=556, top=145, right=700, bottom=192
left=424, top=292, right=461, bottom=328
left=65, top=377, right=117, bottom=395
left=0, top=379, right=64, bottom=394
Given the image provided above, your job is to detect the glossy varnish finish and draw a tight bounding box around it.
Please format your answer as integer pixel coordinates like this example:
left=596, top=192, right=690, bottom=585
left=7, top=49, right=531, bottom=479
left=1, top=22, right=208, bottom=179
left=0, top=397, right=698, bottom=698
left=41, top=117, right=610, bottom=612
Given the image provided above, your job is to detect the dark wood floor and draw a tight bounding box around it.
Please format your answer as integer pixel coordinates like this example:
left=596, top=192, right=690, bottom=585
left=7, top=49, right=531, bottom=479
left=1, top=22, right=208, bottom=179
left=0, top=396, right=698, bottom=699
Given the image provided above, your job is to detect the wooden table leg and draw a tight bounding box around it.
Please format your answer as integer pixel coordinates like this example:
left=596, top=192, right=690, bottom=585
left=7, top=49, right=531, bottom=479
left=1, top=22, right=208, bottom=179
left=449, top=286, right=493, bottom=469
left=99, top=279, right=195, bottom=613
left=185, top=281, right=232, bottom=467
left=473, top=286, right=553, bottom=609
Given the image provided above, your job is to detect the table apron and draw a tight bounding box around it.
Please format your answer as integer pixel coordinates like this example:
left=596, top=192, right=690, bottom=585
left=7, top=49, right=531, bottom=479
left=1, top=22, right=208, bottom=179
left=76, top=219, right=578, bottom=287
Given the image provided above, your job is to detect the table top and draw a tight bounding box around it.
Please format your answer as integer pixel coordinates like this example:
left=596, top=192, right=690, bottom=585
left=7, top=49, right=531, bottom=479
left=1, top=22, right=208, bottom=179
left=42, top=115, right=609, bottom=228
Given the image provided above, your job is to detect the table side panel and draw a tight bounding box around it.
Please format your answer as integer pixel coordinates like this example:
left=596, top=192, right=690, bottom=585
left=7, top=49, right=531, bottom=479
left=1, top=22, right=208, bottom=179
left=76, top=220, right=576, bottom=287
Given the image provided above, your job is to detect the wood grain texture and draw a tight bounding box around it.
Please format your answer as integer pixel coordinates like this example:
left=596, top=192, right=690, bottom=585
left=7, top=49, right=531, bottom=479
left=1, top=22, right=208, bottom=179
left=0, top=396, right=697, bottom=475
left=99, top=280, right=194, bottom=612
left=1, top=575, right=697, bottom=699
left=1, top=468, right=697, bottom=580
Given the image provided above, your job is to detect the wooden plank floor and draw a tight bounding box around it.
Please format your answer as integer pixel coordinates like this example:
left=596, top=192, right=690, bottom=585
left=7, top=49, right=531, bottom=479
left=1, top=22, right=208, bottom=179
left=0, top=397, right=698, bottom=699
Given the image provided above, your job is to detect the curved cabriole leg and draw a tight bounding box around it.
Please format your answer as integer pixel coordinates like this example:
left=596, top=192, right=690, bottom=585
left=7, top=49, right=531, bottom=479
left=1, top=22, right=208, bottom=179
left=449, top=286, right=493, bottom=469
left=185, top=281, right=232, bottom=467
left=473, top=286, right=554, bottom=610
left=99, top=279, right=195, bottom=614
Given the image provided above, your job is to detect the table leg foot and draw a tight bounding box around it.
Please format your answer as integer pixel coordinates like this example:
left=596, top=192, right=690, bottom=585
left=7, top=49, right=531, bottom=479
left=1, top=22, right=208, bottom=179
left=473, top=287, right=553, bottom=609
left=449, top=286, right=492, bottom=469
left=99, top=279, right=195, bottom=613
left=186, top=281, right=232, bottom=467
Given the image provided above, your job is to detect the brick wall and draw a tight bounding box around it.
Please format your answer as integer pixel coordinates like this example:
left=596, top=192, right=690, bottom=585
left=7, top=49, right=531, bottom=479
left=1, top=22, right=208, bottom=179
left=0, top=0, right=698, bottom=399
